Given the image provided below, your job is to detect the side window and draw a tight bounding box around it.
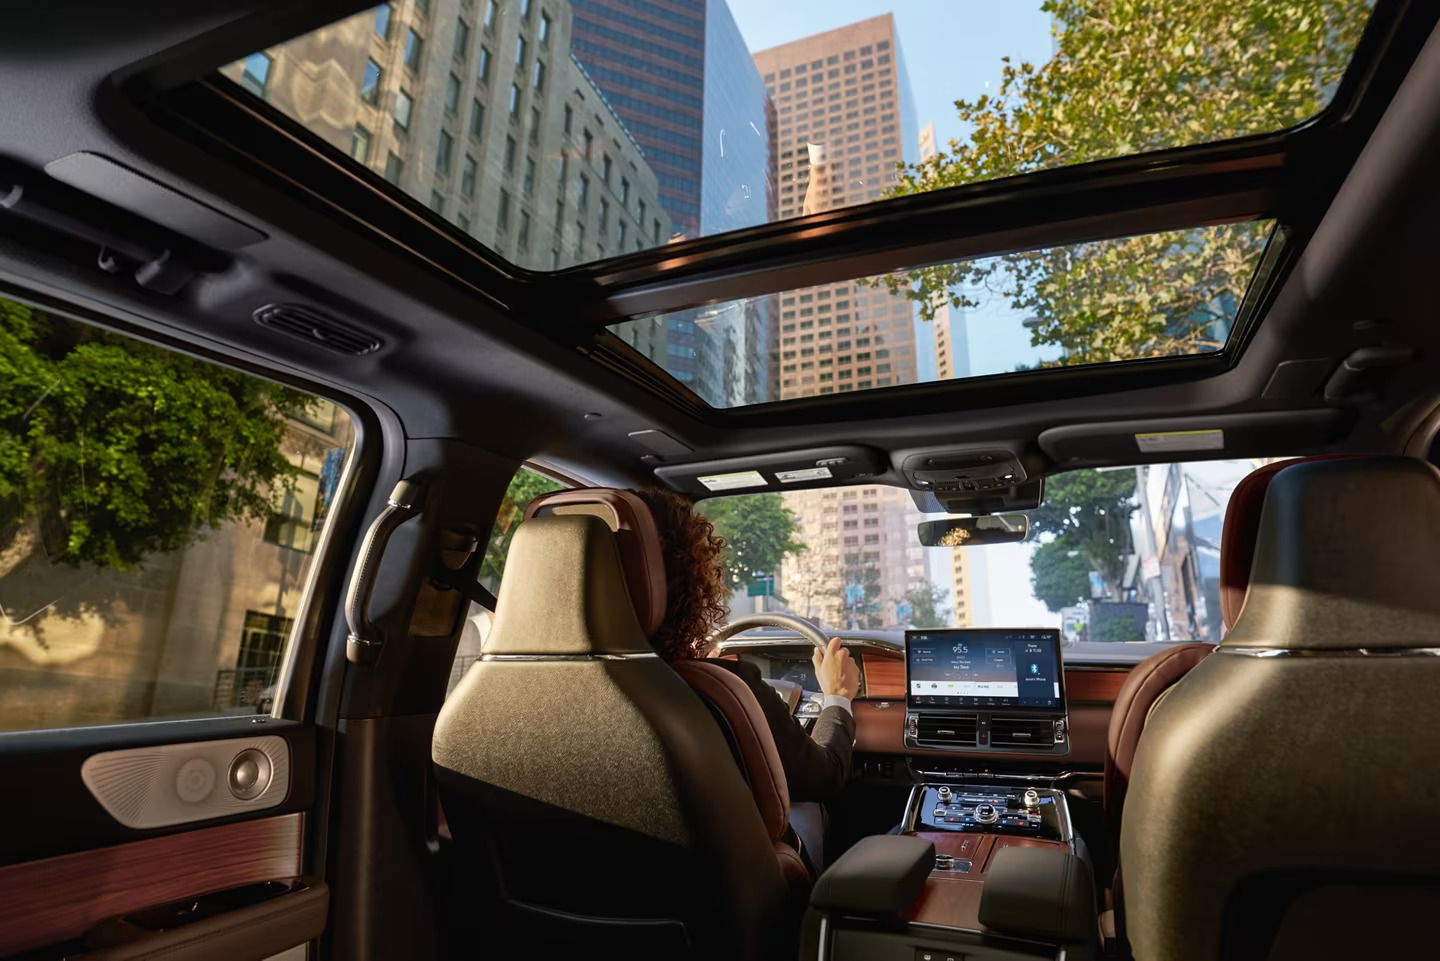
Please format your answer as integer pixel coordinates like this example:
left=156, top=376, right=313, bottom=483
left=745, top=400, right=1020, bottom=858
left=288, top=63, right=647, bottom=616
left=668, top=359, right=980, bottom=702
left=445, top=466, right=564, bottom=693
left=0, top=297, right=356, bottom=732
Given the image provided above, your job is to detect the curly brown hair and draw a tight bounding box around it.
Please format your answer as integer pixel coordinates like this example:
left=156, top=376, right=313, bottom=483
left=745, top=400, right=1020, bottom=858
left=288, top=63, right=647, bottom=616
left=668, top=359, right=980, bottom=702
left=630, top=488, right=730, bottom=660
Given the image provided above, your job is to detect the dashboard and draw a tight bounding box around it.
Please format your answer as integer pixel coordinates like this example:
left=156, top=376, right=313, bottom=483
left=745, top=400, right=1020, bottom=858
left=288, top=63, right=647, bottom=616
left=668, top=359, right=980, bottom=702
left=720, top=629, right=1125, bottom=769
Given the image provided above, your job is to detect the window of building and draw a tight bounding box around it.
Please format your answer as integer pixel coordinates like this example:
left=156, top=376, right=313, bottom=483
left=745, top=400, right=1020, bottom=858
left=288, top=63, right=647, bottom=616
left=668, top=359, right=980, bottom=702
left=503, top=135, right=517, bottom=174
left=575, top=221, right=585, bottom=256
left=384, top=151, right=404, bottom=183
left=518, top=210, right=531, bottom=250
left=529, top=105, right=541, bottom=144
left=618, top=220, right=627, bottom=246
left=533, top=58, right=545, bottom=92
left=436, top=130, right=454, bottom=175
left=239, top=52, right=272, bottom=97
left=509, top=83, right=521, bottom=116
left=583, top=128, right=594, bottom=159
left=578, top=172, right=589, bottom=209
left=515, top=34, right=527, bottom=69
left=461, top=154, right=477, bottom=196
left=444, top=72, right=461, bottom=112
left=458, top=210, right=470, bottom=231
left=0, top=302, right=358, bottom=732
left=374, top=3, right=393, bottom=39
left=394, top=88, right=414, bottom=131
left=523, top=156, right=536, bottom=195
left=483, top=0, right=497, bottom=30
left=602, top=154, right=612, bottom=185
left=350, top=124, right=372, bottom=163
left=599, top=198, right=609, bottom=232
left=361, top=58, right=384, bottom=104
left=478, top=45, right=492, bottom=82
left=429, top=189, right=444, bottom=213
left=497, top=189, right=511, bottom=231
left=539, top=10, right=551, bottom=45
left=620, top=177, right=630, bottom=206
left=405, top=29, right=424, bottom=71
left=563, top=103, right=573, bottom=134
left=454, top=19, right=471, bottom=60
left=469, top=98, right=485, bottom=138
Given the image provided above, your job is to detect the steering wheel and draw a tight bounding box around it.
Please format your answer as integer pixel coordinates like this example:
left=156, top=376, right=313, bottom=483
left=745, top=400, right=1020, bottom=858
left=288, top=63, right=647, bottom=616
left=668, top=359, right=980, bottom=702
left=708, top=612, right=831, bottom=651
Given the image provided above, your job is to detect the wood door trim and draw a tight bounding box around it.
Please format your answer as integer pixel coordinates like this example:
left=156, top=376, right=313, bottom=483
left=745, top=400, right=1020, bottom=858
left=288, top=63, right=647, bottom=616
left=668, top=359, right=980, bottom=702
left=0, top=813, right=303, bottom=956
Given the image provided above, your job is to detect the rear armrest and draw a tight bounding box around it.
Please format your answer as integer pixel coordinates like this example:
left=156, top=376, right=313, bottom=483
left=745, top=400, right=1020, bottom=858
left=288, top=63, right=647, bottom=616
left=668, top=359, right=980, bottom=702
left=810, top=835, right=935, bottom=917
left=978, top=845, right=1096, bottom=945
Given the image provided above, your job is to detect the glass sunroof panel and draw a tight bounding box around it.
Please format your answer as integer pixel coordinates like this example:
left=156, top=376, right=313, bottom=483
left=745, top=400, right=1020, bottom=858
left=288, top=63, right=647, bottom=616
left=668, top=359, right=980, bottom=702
left=607, top=220, right=1274, bottom=408
left=220, top=2, right=1371, bottom=273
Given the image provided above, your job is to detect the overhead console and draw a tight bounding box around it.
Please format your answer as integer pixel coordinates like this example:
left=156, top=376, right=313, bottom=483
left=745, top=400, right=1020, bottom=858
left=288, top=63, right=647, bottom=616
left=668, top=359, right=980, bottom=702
left=905, top=628, right=1069, bottom=756
left=900, top=449, right=1044, bottom=515
left=653, top=445, right=888, bottom=495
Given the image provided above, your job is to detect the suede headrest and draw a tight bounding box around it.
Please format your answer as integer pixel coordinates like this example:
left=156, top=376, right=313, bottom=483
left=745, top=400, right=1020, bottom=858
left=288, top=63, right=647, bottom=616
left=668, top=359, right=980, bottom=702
left=524, top=488, right=667, bottom=639
left=483, top=513, right=655, bottom=656
left=1222, top=456, right=1440, bottom=649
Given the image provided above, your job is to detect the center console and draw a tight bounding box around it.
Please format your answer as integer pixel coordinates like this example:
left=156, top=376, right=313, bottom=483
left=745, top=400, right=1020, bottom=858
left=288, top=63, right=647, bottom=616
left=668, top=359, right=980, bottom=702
left=904, top=629, right=1070, bottom=755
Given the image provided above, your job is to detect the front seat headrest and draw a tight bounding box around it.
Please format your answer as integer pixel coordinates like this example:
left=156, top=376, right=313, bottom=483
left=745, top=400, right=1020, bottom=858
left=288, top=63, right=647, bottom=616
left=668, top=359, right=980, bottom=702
left=1218, top=454, right=1364, bottom=630
left=484, top=513, right=655, bottom=656
left=525, top=488, right=667, bottom=639
left=1222, top=455, right=1440, bottom=650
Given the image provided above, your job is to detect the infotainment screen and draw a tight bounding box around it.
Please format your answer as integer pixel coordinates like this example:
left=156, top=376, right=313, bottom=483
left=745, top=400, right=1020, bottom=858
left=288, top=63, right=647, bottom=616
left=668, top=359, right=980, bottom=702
left=906, top=629, right=1064, bottom=709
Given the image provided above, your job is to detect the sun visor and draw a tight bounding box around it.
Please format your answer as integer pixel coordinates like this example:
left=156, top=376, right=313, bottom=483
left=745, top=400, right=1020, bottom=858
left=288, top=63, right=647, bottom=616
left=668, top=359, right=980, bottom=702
left=654, top=446, right=888, bottom=496
left=1038, top=410, right=1348, bottom=468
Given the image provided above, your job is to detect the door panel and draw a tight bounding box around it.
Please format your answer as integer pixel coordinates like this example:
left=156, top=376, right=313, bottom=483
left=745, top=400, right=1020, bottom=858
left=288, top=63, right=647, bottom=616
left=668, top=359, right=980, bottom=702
left=0, top=815, right=306, bottom=956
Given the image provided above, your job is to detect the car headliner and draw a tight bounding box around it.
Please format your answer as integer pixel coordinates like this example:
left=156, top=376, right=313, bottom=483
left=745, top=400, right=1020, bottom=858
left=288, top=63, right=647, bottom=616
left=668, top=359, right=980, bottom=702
left=0, top=1, right=1439, bottom=493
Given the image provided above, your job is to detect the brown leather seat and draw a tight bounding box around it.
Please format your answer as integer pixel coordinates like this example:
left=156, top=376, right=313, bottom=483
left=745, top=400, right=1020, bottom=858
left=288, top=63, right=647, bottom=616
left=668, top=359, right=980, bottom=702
left=1121, top=456, right=1440, bottom=960
left=432, top=488, right=803, bottom=960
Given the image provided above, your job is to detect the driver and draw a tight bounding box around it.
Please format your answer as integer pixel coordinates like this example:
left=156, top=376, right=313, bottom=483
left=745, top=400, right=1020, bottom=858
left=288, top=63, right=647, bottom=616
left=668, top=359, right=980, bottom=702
left=631, top=488, right=857, bottom=801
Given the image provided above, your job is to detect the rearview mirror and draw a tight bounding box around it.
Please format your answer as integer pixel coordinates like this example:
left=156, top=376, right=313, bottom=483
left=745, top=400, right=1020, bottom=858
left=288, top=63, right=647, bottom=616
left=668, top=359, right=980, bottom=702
left=917, top=514, right=1030, bottom=547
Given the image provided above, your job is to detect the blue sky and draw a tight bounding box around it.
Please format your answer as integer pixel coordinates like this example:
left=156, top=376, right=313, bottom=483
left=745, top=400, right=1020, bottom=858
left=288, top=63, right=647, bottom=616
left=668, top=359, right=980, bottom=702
left=726, top=1, right=1060, bottom=625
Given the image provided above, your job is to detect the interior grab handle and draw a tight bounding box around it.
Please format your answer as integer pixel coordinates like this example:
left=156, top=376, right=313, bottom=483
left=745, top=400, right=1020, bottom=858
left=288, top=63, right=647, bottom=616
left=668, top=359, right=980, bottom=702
left=345, top=478, right=424, bottom=665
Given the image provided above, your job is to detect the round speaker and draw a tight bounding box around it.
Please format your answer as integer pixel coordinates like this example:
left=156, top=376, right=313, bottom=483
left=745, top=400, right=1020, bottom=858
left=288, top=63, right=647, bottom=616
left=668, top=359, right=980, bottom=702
left=228, top=748, right=273, bottom=801
left=175, top=758, right=216, bottom=803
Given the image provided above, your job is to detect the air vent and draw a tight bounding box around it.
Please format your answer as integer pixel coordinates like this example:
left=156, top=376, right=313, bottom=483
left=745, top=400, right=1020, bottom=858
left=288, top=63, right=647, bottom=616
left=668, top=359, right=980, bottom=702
left=991, top=716, right=1057, bottom=749
left=915, top=714, right=978, bottom=747
left=254, top=304, right=382, bottom=356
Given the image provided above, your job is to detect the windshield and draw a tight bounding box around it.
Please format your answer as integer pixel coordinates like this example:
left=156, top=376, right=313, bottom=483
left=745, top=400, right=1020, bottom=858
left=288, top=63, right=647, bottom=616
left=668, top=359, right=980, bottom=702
left=700, top=458, right=1274, bottom=660
left=221, top=0, right=1373, bottom=273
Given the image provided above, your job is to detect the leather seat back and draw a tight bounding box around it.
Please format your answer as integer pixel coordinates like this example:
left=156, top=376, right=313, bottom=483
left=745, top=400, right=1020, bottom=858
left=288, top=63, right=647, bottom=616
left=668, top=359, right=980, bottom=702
left=432, top=511, right=791, bottom=960
left=1121, top=456, right=1440, bottom=960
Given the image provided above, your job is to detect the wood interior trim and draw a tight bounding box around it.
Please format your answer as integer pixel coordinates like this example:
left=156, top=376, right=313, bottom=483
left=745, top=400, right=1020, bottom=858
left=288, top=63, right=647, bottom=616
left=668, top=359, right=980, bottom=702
left=861, top=655, right=904, bottom=698
left=905, top=831, right=1066, bottom=929
left=1065, top=668, right=1130, bottom=704
left=0, top=814, right=303, bottom=956
left=853, top=699, right=1110, bottom=766
left=860, top=653, right=1132, bottom=705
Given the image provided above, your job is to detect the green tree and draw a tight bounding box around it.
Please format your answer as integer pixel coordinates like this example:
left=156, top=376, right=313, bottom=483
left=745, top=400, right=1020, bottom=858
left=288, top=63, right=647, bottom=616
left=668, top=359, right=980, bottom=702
left=478, top=467, right=565, bottom=591
left=0, top=298, right=310, bottom=575
left=900, top=582, right=947, bottom=628
left=878, top=0, right=1370, bottom=363
left=840, top=563, right=884, bottom=629
left=701, top=493, right=804, bottom=590
left=1028, top=470, right=1137, bottom=597
left=1029, top=538, right=1093, bottom=612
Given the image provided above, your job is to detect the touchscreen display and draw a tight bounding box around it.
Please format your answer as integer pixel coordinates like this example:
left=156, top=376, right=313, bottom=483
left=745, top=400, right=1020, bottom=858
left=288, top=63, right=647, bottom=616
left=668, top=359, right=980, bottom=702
left=906, top=629, right=1064, bottom=709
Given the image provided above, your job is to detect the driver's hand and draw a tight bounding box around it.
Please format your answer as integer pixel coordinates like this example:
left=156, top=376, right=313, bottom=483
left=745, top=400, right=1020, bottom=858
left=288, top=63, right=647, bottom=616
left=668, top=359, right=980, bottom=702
left=813, top=637, right=858, bottom=699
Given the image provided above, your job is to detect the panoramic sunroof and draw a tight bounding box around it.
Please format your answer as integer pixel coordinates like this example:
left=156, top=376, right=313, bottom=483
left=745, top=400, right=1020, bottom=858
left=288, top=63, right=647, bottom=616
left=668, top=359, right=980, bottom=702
left=220, top=1, right=1372, bottom=274
left=608, top=220, right=1275, bottom=408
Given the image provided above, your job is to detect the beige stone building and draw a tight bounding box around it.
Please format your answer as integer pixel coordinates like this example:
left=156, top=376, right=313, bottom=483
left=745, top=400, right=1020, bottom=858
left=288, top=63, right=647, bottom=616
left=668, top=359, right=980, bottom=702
left=756, top=16, right=931, bottom=627
left=220, top=0, right=670, bottom=285
left=0, top=404, right=353, bottom=732
left=919, top=122, right=971, bottom=627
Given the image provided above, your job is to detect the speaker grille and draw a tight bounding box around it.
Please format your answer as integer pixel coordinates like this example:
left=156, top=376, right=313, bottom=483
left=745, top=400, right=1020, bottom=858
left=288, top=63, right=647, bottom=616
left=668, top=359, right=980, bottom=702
left=254, top=303, right=382, bottom=356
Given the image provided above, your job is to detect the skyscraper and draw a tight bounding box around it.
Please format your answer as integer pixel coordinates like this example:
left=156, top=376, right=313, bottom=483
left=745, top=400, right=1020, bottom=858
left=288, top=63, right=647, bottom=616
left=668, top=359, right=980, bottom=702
left=221, top=0, right=671, bottom=274
left=919, top=122, right=972, bottom=626
left=569, top=0, right=776, bottom=405
left=755, top=15, right=932, bottom=628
